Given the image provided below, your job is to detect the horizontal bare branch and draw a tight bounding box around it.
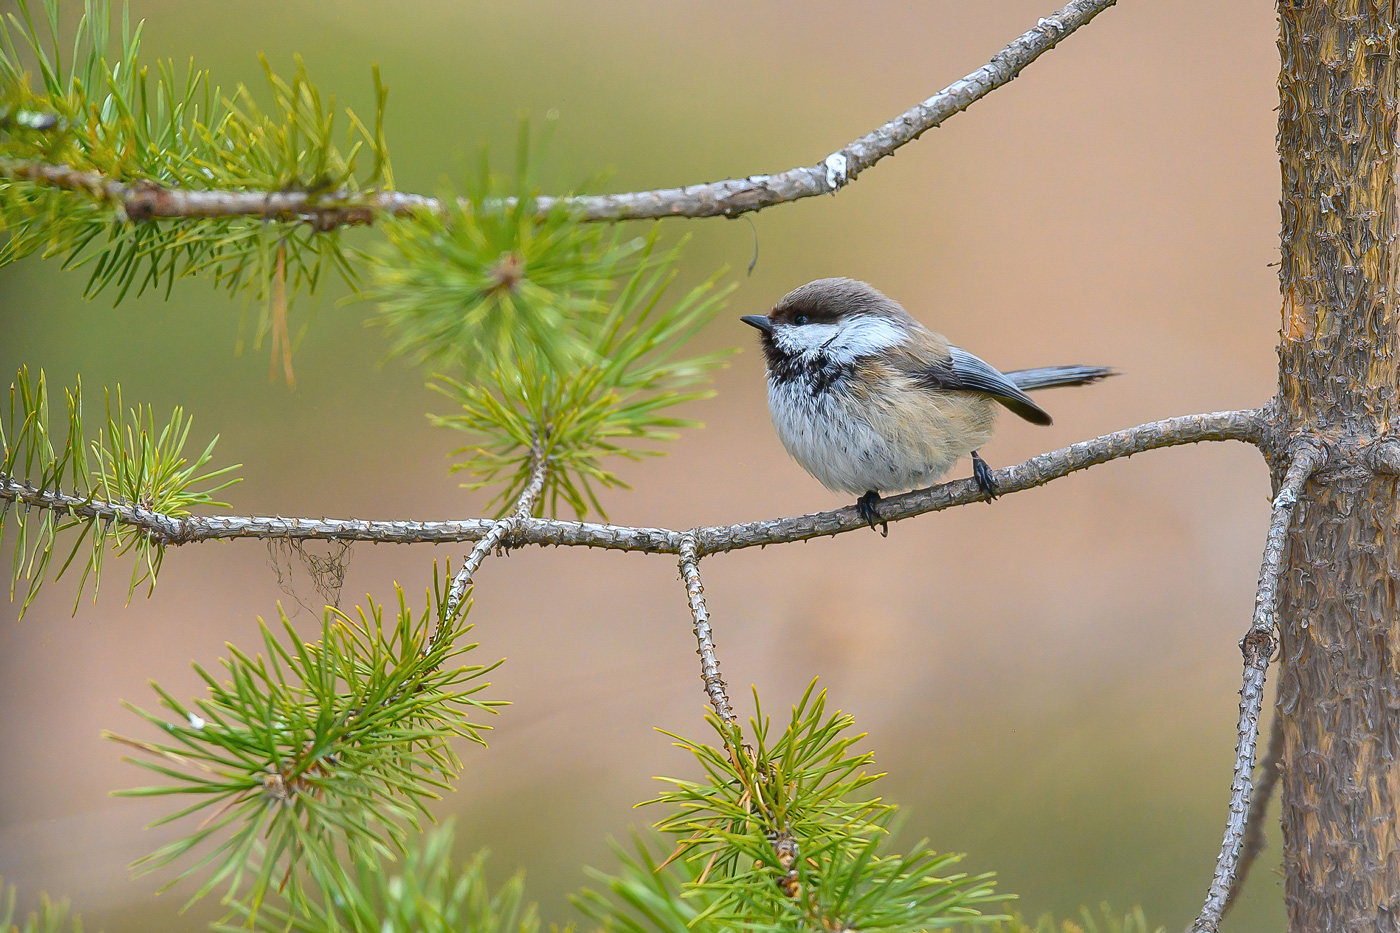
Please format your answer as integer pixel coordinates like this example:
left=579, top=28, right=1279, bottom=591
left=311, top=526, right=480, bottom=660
left=1188, top=439, right=1323, bottom=933
left=0, top=408, right=1266, bottom=560
left=0, top=0, right=1117, bottom=226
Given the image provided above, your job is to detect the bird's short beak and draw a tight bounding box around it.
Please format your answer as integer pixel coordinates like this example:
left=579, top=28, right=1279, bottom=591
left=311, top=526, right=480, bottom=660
left=740, top=314, right=774, bottom=334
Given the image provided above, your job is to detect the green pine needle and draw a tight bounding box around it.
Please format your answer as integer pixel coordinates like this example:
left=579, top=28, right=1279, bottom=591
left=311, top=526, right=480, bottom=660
left=219, top=823, right=540, bottom=933
left=1, top=366, right=240, bottom=615
left=0, top=0, right=388, bottom=354
left=576, top=684, right=1007, bottom=933
left=104, top=572, right=504, bottom=916
left=430, top=230, right=734, bottom=518
left=369, top=130, right=639, bottom=378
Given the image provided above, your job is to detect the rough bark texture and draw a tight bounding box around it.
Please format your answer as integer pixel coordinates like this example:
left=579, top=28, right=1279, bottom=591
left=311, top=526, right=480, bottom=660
left=1275, top=2, right=1400, bottom=928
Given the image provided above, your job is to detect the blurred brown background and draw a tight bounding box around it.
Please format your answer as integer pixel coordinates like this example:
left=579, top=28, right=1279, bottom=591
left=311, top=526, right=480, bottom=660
left=0, top=2, right=1283, bottom=930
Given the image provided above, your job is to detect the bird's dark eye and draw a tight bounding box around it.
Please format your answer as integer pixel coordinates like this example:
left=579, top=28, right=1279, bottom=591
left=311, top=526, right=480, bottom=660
left=793, top=313, right=809, bottom=326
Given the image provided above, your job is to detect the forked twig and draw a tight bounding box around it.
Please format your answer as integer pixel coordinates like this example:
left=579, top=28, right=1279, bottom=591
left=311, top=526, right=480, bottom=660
left=437, top=449, right=549, bottom=641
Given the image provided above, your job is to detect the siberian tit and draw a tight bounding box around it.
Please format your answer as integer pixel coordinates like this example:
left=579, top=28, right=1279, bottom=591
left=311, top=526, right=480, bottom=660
left=741, top=277, right=1114, bottom=533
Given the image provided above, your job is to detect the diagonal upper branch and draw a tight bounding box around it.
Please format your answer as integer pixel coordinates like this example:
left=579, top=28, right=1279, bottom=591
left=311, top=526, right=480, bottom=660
left=0, top=0, right=1117, bottom=227
left=0, top=408, right=1267, bottom=560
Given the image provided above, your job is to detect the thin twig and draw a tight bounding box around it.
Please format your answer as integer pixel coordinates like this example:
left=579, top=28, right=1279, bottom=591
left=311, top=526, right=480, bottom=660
left=679, top=531, right=734, bottom=724
left=1187, top=440, right=1323, bottom=933
left=0, top=0, right=1117, bottom=226
left=438, top=450, right=549, bottom=641
left=0, top=409, right=1267, bottom=557
left=344, top=454, right=547, bottom=725
left=1222, top=709, right=1284, bottom=917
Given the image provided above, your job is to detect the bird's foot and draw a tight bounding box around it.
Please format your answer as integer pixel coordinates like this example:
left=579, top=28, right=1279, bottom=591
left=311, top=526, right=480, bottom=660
left=856, top=490, right=889, bottom=537
left=971, top=451, right=999, bottom=501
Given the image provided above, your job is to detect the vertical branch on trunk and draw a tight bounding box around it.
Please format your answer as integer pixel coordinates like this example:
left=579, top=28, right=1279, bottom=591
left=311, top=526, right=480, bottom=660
left=678, top=531, right=734, bottom=725
left=1222, top=711, right=1285, bottom=917
left=1189, top=443, right=1321, bottom=933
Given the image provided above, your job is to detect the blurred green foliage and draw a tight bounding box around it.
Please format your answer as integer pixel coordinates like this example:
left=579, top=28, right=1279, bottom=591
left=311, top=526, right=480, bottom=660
left=983, top=904, right=1163, bottom=933
left=220, top=824, right=539, bottom=933
left=0, top=882, right=81, bottom=933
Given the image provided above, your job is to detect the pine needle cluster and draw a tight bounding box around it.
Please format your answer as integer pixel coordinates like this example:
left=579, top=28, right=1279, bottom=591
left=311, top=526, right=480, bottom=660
left=0, top=0, right=386, bottom=344
left=367, top=119, right=734, bottom=517
left=369, top=124, right=629, bottom=377
left=1, top=366, right=238, bottom=615
left=578, top=685, right=1005, bottom=933
left=217, top=824, right=539, bottom=933
left=428, top=229, right=732, bottom=517
left=103, top=572, right=502, bottom=914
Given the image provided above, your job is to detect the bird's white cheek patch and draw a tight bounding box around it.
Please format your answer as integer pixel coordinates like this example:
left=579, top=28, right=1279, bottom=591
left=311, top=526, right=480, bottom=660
left=825, top=318, right=907, bottom=363
left=774, top=318, right=907, bottom=360
left=775, top=323, right=841, bottom=354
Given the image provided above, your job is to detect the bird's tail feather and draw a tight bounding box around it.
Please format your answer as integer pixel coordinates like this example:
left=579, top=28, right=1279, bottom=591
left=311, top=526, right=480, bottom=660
left=1004, top=365, right=1116, bottom=392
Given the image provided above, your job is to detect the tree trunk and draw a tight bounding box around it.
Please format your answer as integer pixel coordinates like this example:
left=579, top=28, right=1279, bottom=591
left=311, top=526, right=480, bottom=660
left=1275, top=1, right=1400, bottom=928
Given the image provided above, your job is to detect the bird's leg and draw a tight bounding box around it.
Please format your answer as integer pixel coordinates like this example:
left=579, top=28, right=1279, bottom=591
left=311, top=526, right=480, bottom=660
left=856, top=490, right=889, bottom=537
left=971, top=451, right=999, bottom=501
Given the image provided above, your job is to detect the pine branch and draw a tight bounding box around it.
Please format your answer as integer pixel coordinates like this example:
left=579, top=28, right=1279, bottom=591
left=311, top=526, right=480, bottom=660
left=1187, top=440, right=1323, bottom=933
left=584, top=685, right=1004, bottom=933
left=0, top=409, right=1268, bottom=558
left=0, top=367, right=239, bottom=614
left=0, top=0, right=1116, bottom=227
left=104, top=581, right=503, bottom=914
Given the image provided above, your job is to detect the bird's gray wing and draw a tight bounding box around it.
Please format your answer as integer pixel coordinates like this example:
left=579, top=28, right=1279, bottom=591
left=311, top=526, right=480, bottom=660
left=914, top=347, right=1053, bottom=426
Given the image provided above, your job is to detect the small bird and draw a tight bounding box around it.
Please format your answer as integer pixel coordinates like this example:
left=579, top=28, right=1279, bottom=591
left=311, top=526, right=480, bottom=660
left=741, top=278, right=1114, bottom=534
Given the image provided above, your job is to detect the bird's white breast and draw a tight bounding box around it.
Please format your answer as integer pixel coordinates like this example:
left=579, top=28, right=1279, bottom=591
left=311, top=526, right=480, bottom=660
left=765, top=364, right=997, bottom=496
